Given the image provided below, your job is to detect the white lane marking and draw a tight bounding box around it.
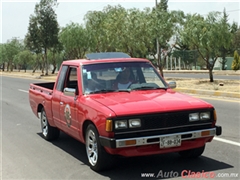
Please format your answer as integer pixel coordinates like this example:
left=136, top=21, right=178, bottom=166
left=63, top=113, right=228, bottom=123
left=214, top=137, right=240, bottom=147
left=18, top=89, right=29, bottom=93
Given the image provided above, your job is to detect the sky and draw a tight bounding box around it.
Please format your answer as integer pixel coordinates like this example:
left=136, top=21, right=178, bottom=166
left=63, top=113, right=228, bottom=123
left=0, top=0, right=240, bottom=44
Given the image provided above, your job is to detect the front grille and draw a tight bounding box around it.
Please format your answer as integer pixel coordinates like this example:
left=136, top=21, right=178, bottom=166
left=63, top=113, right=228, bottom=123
left=143, top=113, right=190, bottom=128
left=113, top=109, right=214, bottom=138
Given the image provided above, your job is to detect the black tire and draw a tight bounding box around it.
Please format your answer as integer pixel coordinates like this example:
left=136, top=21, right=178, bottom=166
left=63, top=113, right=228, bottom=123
left=179, top=145, right=205, bottom=158
left=85, top=124, right=113, bottom=171
left=40, top=108, right=60, bottom=141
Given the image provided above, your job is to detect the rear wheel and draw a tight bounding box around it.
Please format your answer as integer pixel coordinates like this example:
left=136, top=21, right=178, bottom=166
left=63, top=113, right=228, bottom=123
left=40, top=108, right=60, bottom=141
left=178, top=145, right=205, bottom=158
left=85, top=124, right=113, bottom=171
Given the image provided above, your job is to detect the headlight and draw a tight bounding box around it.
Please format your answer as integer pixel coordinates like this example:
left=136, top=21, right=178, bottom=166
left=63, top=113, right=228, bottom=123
left=129, top=119, right=141, bottom=128
left=200, top=112, right=210, bottom=120
left=115, top=120, right=127, bottom=129
left=189, top=113, right=199, bottom=122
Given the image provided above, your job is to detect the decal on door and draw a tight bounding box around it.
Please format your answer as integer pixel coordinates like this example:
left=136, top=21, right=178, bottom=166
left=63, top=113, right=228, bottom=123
left=64, top=104, right=71, bottom=127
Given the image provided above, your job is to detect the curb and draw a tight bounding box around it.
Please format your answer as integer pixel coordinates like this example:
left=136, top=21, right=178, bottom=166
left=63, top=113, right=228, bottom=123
left=175, top=88, right=240, bottom=99
left=163, top=70, right=240, bottom=75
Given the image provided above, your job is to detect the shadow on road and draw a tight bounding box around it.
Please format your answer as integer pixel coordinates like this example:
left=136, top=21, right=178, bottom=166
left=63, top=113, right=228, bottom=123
left=37, top=132, right=233, bottom=180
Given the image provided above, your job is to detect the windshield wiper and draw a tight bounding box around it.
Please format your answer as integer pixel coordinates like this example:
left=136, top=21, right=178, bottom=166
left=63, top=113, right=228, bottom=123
left=88, top=89, right=131, bottom=94
left=88, top=89, right=116, bottom=94
left=131, top=86, right=167, bottom=91
left=115, top=89, right=131, bottom=93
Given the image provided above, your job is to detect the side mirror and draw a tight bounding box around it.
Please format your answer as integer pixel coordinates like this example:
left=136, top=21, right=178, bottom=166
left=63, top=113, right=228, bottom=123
left=168, top=81, right=177, bottom=89
left=63, top=87, right=76, bottom=97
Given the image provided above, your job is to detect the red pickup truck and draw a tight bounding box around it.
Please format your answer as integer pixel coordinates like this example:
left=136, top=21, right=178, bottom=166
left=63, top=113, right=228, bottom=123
left=29, top=52, right=222, bottom=171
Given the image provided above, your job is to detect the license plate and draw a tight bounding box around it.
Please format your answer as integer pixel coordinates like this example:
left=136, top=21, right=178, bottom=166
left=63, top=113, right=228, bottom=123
left=160, top=135, right=181, bottom=148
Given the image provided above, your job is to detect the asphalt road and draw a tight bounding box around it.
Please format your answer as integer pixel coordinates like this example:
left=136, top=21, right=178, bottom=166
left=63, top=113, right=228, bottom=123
left=164, top=73, right=240, bottom=80
left=1, top=76, right=240, bottom=180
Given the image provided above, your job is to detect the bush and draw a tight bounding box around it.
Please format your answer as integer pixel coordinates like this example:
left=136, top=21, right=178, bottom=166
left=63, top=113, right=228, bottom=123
left=232, top=50, right=240, bottom=71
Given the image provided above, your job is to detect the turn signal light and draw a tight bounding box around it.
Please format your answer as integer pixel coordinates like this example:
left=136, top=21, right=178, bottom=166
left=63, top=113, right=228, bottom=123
left=213, top=110, right=217, bottom=121
left=106, top=120, right=112, bottom=132
left=201, top=131, right=210, bottom=136
left=125, top=140, right=136, bottom=146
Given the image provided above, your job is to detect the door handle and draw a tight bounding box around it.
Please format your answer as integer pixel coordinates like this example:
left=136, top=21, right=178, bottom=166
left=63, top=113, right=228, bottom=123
left=60, top=102, right=63, bottom=105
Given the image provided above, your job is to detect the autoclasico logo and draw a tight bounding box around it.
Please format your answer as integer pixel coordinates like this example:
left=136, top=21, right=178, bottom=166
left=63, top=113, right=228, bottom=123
left=141, top=170, right=238, bottom=178
left=181, top=170, right=215, bottom=178
left=156, top=170, right=215, bottom=178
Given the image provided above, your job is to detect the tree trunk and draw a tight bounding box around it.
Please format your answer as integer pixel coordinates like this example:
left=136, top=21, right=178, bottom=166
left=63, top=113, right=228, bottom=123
left=51, top=53, right=56, bottom=74
left=51, top=66, right=56, bottom=74
left=10, top=60, right=13, bottom=71
left=32, top=55, right=40, bottom=73
left=45, top=48, right=48, bottom=75
left=7, top=62, right=9, bottom=71
left=221, top=56, right=227, bottom=70
left=159, top=66, right=164, bottom=77
left=209, top=69, right=214, bottom=82
left=41, top=55, right=44, bottom=75
left=32, top=65, right=38, bottom=73
left=157, top=51, right=164, bottom=77
left=2, top=63, right=5, bottom=71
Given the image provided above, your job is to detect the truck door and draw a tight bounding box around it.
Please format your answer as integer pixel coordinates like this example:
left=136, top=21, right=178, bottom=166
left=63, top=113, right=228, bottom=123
left=52, top=65, right=68, bottom=130
left=59, top=66, right=80, bottom=140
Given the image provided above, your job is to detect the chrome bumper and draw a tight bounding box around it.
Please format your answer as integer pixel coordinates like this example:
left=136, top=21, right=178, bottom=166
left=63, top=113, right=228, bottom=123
left=99, top=126, right=222, bottom=148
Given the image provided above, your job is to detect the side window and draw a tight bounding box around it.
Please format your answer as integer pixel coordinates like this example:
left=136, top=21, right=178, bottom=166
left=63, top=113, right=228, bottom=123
left=56, top=65, right=68, bottom=91
left=66, top=67, right=78, bottom=89
left=69, top=68, right=77, bottom=81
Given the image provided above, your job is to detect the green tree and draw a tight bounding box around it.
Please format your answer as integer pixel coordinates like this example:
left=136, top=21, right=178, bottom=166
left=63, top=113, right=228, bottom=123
left=13, top=50, right=34, bottom=72
left=218, top=9, right=238, bottom=70
left=25, top=15, right=44, bottom=73
left=59, top=22, right=89, bottom=60
left=84, top=10, right=109, bottom=52
left=0, top=43, right=7, bottom=71
left=48, top=44, right=63, bottom=74
left=179, top=12, right=234, bottom=82
left=84, top=5, right=153, bottom=57
left=172, top=50, right=198, bottom=69
left=101, top=5, right=129, bottom=53
left=157, top=0, right=168, bottom=11
left=172, top=35, right=196, bottom=69
left=150, top=3, right=178, bottom=76
left=233, top=28, right=240, bottom=52
left=122, top=7, right=152, bottom=57
left=26, top=0, right=60, bottom=75
left=232, top=50, right=240, bottom=70
left=4, top=38, right=23, bottom=71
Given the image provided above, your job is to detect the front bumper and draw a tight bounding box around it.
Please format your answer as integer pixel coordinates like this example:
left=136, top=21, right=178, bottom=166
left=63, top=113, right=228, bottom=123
left=100, top=126, right=222, bottom=148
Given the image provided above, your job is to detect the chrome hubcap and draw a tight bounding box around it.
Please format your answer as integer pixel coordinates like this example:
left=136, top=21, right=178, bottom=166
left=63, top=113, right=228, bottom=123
left=86, top=129, right=98, bottom=166
left=41, top=111, right=48, bottom=137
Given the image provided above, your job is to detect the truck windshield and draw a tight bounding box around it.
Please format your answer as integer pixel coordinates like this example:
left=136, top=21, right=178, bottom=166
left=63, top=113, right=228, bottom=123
left=82, top=62, right=168, bottom=94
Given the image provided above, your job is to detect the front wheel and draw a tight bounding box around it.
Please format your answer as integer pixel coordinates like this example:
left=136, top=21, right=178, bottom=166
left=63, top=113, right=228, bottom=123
left=85, top=124, right=113, bottom=171
left=40, top=108, right=60, bottom=141
left=178, top=145, right=205, bottom=158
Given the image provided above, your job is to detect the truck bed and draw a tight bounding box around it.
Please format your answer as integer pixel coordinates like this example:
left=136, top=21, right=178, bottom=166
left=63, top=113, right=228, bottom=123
left=31, top=82, right=55, bottom=90
left=29, top=82, right=55, bottom=119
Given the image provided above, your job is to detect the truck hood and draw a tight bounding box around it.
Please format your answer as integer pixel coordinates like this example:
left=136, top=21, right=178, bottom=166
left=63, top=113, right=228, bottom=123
left=90, top=90, right=213, bottom=116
